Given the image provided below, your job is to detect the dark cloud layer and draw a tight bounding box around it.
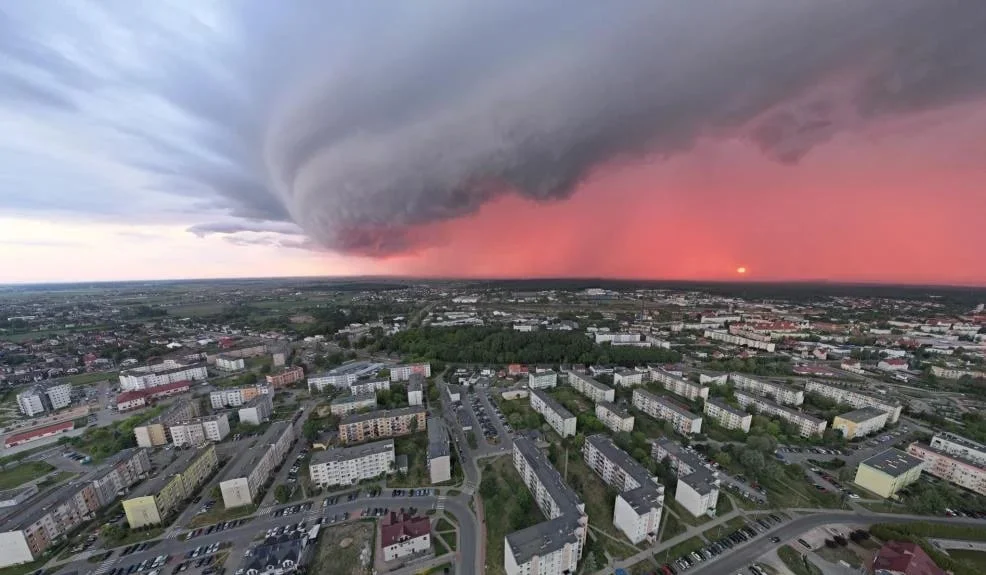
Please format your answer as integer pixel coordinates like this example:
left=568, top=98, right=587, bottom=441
left=2, top=1, right=986, bottom=256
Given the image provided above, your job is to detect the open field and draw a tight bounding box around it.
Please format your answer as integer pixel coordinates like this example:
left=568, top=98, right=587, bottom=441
left=0, top=461, right=54, bottom=489
left=313, top=521, right=375, bottom=575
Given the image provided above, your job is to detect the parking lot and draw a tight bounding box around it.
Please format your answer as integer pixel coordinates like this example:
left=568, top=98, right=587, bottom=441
left=184, top=518, right=251, bottom=540
left=468, top=391, right=501, bottom=445
left=661, top=514, right=786, bottom=574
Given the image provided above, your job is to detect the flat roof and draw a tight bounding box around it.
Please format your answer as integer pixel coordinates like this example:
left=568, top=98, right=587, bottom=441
left=567, top=371, right=612, bottom=393
left=836, top=406, right=889, bottom=423
left=586, top=434, right=654, bottom=487
left=934, top=432, right=986, bottom=453
left=735, top=391, right=824, bottom=425
left=126, top=447, right=204, bottom=498
left=310, top=439, right=394, bottom=465
left=808, top=380, right=901, bottom=406
left=861, top=448, right=924, bottom=477
left=427, top=418, right=449, bottom=459
left=223, top=421, right=291, bottom=480
left=705, top=397, right=748, bottom=418
left=340, top=405, right=425, bottom=425
left=634, top=389, right=701, bottom=420
left=596, top=401, right=631, bottom=419
left=530, top=389, right=574, bottom=420
left=911, top=442, right=986, bottom=470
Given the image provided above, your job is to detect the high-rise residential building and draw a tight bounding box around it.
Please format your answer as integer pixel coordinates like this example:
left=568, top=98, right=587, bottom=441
left=133, top=399, right=200, bottom=447
left=530, top=389, right=577, bottom=438
left=122, top=445, right=218, bottom=528
left=309, top=439, right=396, bottom=487
left=265, top=366, right=305, bottom=389
left=169, top=414, right=230, bottom=447
left=804, top=381, right=902, bottom=423
left=613, top=369, right=645, bottom=388
left=504, top=438, right=587, bottom=575
left=649, top=368, right=710, bottom=401
left=832, top=407, right=889, bottom=440
left=209, top=384, right=271, bottom=409
left=528, top=370, right=558, bottom=390
left=338, top=406, right=426, bottom=444
left=349, top=378, right=390, bottom=396
left=220, top=421, right=296, bottom=508
left=907, top=441, right=986, bottom=496
left=729, top=373, right=804, bottom=406
left=215, top=356, right=246, bottom=372
left=734, top=391, right=826, bottom=437
left=427, top=419, right=451, bottom=484
left=329, top=393, right=378, bottom=417
left=391, top=363, right=431, bottom=382
left=119, top=364, right=207, bottom=391
left=237, top=394, right=274, bottom=426
left=703, top=398, right=752, bottom=433
left=704, top=330, right=776, bottom=352
left=650, top=439, right=720, bottom=517
left=928, top=432, right=986, bottom=467
left=567, top=371, right=615, bottom=403
left=16, top=382, right=72, bottom=417
left=631, top=389, right=703, bottom=435
left=407, top=373, right=425, bottom=406
left=595, top=401, right=635, bottom=434
left=583, top=435, right=664, bottom=543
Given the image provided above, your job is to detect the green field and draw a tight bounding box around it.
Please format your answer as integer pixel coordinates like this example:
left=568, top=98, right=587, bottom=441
left=64, top=371, right=117, bottom=385
left=949, top=549, right=986, bottom=571
left=0, top=461, right=54, bottom=489
left=778, top=545, right=822, bottom=575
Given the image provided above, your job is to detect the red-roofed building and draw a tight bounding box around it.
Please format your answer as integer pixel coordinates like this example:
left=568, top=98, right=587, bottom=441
left=878, top=359, right=909, bottom=372
left=872, top=541, right=944, bottom=575
left=5, top=420, right=74, bottom=448
left=380, top=511, right=430, bottom=562
left=508, top=364, right=529, bottom=376
left=115, top=380, right=191, bottom=411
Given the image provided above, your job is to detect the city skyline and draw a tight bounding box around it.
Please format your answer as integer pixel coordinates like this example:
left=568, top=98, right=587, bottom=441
left=2, top=1, right=985, bottom=284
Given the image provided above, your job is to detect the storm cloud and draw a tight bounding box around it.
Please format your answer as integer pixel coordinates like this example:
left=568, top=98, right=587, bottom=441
left=2, top=1, right=986, bottom=256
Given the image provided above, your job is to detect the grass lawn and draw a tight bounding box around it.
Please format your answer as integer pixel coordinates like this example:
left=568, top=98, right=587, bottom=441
left=64, top=371, right=117, bottom=385
left=660, top=512, right=686, bottom=542
left=386, top=432, right=430, bottom=487
left=0, top=560, right=47, bottom=575
left=188, top=504, right=257, bottom=527
left=765, top=472, right=844, bottom=509
left=481, top=456, right=546, bottom=575
left=778, top=545, right=823, bottom=575
left=546, top=387, right=593, bottom=414
left=37, top=470, right=75, bottom=487
left=717, top=494, right=734, bottom=514
left=816, top=544, right=864, bottom=568
left=437, top=529, right=457, bottom=553
left=313, top=520, right=375, bottom=575
left=702, top=516, right=747, bottom=540
left=949, top=549, right=986, bottom=571
left=0, top=461, right=54, bottom=489
left=628, top=557, right=662, bottom=574
left=433, top=534, right=450, bottom=555
left=106, top=528, right=164, bottom=548
left=435, top=517, right=456, bottom=532
left=655, top=536, right=706, bottom=565
left=666, top=498, right=713, bottom=527
left=561, top=450, right=641, bottom=559
left=422, top=563, right=453, bottom=575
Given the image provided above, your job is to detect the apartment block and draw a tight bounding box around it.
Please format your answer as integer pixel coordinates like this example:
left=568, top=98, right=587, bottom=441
left=338, top=406, right=427, bottom=444
left=567, top=371, right=615, bottom=403
left=215, top=356, right=246, bottom=372
left=134, top=399, right=200, bottom=447
left=265, top=366, right=305, bottom=389
left=349, top=378, right=390, bottom=396
left=907, top=441, right=986, bottom=496
left=734, top=391, right=826, bottom=437
left=704, top=330, right=776, bottom=352
left=530, top=389, right=577, bottom=438
left=308, top=361, right=382, bottom=392
left=0, top=449, right=150, bottom=568
left=427, top=418, right=452, bottom=484
left=595, top=401, right=635, bottom=434
left=169, top=414, right=230, bottom=447
left=703, top=398, right=752, bottom=433
left=407, top=374, right=425, bottom=406
left=929, top=432, right=986, bottom=467
left=631, top=389, right=703, bottom=435
left=309, top=439, right=396, bottom=488
left=210, top=384, right=271, bottom=409
left=832, top=407, right=889, bottom=440
left=237, top=394, right=274, bottom=426
left=650, top=368, right=710, bottom=401
left=123, top=445, right=218, bottom=528
left=17, top=382, right=72, bottom=417
left=119, top=364, right=208, bottom=391
left=528, top=370, right=558, bottom=390
left=804, top=380, right=902, bottom=423
left=583, top=435, right=664, bottom=543
left=650, top=438, right=720, bottom=517
left=219, top=421, right=296, bottom=508
left=505, top=438, right=587, bottom=575
left=854, top=449, right=923, bottom=499
left=729, top=373, right=804, bottom=406
left=391, top=363, right=431, bottom=382
left=329, top=393, right=378, bottom=417
left=614, top=369, right=645, bottom=388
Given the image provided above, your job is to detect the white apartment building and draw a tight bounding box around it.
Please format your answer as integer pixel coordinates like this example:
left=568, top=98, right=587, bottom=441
left=308, top=361, right=382, bottom=392
left=650, top=368, right=710, bottom=401
left=704, top=330, right=776, bottom=352
left=583, top=435, right=664, bottom=543
left=169, top=414, right=230, bottom=447
left=528, top=370, right=558, bottom=390
left=309, top=439, right=396, bottom=487
left=594, top=332, right=644, bottom=345
left=650, top=438, right=720, bottom=517
left=631, top=389, right=703, bottom=435
left=567, top=372, right=615, bottom=403
left=329, top=393, right=378, bottom=417
left=729, top=373, right=804, bottom=406
left=407, top=374, right=424, bottom=406
left=907, top=441, right=986, bottom=496
left=427, top=419, right=451, bottom=484
left=237, top=394, right=274, bottom=426
left=595, top=401, right=635, bottom=434
left=390, top=363, right=431, bottom=382
left=15, top=392, right=45, bottom=417
left=804, top=381, right=902, bottom=423
left=17, top=382, right=72, bottom=417
left=613, top=369, right=645, bottom=388
left=209, top=384, right=271, bottom=409
left=703, top=398, right=752, bottom=433
left=119, top=364, right=208, bottom=391
left=734, top=391, right=826, bottom=437
left=832, top=407, right=889, bottom=440
left=215, top=356, right=245, bottom=371
left=530, top=389, right=577, bottom=438
left=929, top=432, right=986, bottom=467
left=931, top=365, right=986, bottom=380
left=505, top=438, right=587, bottom=575
left=220, top=421, right=295, bottom=508
left=698, top=372, right=729, bottom=386
left=350, top=378, right=390, bottom=396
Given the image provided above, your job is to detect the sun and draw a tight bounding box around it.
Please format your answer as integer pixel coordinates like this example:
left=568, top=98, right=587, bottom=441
left=736, top=266, right=747, bottom=275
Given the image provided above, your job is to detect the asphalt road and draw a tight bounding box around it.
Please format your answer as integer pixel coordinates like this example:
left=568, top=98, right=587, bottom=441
left=688, top=511, right=986, bottom=575
left=53, top=494, right=478, bottom=575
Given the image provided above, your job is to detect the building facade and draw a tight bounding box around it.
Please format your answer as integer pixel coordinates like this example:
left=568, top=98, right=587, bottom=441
left=854, top=449, right=923, bottom=499
left=650, top=368, right=710, bottom=401
left=309, top=439, right=396, bottom=487
left=832, top=407, right=889, bottom=440
left=427, top=419, right=451, bottom=484
left=567, top=371, right=615, bottom=403
left=238, top=394, right=274, bottom=426
left=734, top=391, right=826, bottom=437
left=583, top=435, right=664, bottom=543
left=134, top=399, right=201, bottom=447
left=219, top=421, right=296, bottom=508
left=613, top=370, right=645, bottom=388
left=338, top=406, right=427, bottom=444
left=703, top=398, right=752, bottom=433
left=804, top=381, right=902, bottom=423
left=391, top=363, right=431, bottom=382
left=169, top=414, right=230, bottom=447
left=119, top=364, right=207, bottom=391
left=595, top=401, right=635, bottom=434
left=381, top=512, right=431, bottom=562
left=407, top=374, right=425, bottom=406
left=265, top=366, right=305, bottom=389
left=329, top=393, right=378, bottom=417
left=210, top=384, right=270, bottom=409
left=215, top=356, right=246, bottom=371
left=631, top=389, right=703, bottom=435
left=650, top=439, right=720, bottom=517
left=528, top=370, right=558, bottom=390
left=16, top=382, right=72, bottom=417
left=349, top=378, right=390, bottom=396
left=122, top=445, right=218, bottom=528
left=729, top=373, right=804, bottom=406
left=530, top=389, right=577, bottom=438
left=907, top=441, right=986, bottom=496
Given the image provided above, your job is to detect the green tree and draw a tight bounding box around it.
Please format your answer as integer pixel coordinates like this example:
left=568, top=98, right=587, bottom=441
left=274, top=485, right=291, bottom=504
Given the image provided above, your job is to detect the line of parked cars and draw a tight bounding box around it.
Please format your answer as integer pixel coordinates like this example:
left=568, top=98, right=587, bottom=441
left=272, top=501, right=313, bottom=517
left=107, top=554, right=169, bottom=575
left=119, top=543, right=153, bottom=557
left=661, top=515, right=784, bottom=574
left=390, top=488, right=433, bottom=497
left=185, top=518, right=249, bottom=540
left=469, top=392, right=500, bottom=442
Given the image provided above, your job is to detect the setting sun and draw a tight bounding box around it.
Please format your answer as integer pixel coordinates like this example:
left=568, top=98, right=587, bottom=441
left=737, top=267, right=747, bottom=275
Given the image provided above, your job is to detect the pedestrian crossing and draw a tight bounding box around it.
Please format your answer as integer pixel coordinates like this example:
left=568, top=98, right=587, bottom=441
left=92, top=558, right=117, bottom=575
left=163, top=527, right=186, bottom=540
left=435, top=496, right=446, bottom=512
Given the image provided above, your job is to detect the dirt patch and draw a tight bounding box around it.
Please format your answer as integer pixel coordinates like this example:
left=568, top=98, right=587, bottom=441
left=314, top=521, right=375, bottom=575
